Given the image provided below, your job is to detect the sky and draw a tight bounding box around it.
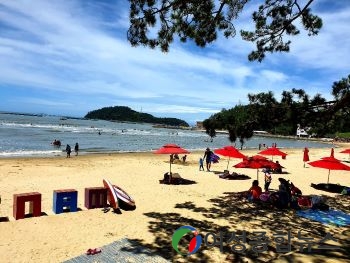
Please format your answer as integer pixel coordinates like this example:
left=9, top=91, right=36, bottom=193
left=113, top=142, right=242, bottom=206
left=0, top=0, right=349, bottom=125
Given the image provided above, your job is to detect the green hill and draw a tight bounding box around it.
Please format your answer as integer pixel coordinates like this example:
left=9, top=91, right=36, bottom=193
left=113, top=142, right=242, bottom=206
left=84, top=106, right=189, bottom=127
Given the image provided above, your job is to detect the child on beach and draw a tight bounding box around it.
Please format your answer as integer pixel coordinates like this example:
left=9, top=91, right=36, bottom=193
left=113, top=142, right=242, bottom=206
left=74, top=142, right=79, bottom=156
left=199, top=158, right=204, bottom=171
left=264, top=169, right=272, bottom=192
left=66, top=144, right=71, bottom=158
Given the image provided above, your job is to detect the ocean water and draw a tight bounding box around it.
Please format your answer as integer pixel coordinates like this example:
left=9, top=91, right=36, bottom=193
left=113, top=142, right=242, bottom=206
left=0, top=112, right=331, bottom=157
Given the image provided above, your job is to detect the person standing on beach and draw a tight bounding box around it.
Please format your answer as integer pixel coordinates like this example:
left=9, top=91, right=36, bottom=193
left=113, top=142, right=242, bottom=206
left=264, top=169, right=272, bottom=192
left=66, top=144, right=71, bottom=158
left=199, top=157, right=204, bottom=171
left=203, top=148, right=213, bottom=171
left=74, top=142, right=79, bottom=156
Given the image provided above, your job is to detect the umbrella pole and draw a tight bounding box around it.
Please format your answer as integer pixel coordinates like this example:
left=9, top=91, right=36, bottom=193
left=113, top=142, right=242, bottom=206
left=327, top=169, right=330, bottom=184
left=226, top=157, right=230, bottom=170
left=303, top=162, right=305, bottom=168
left=257, top=169, right=259, bottom=181
left=170, top=161, right=172, bottom=174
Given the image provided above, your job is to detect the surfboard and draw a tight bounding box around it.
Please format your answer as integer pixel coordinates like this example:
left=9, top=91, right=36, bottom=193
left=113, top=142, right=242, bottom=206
left=103, top=179, right=119, bottom=209
left=112, top=185, right=135, bottom=207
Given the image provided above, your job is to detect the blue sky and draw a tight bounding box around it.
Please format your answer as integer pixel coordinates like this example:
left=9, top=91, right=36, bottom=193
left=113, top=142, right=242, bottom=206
left=0, top=0, right=349, bottom=125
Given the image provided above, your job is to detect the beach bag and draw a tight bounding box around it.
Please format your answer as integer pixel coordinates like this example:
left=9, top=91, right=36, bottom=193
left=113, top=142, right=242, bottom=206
left=341, top=187, right=350, bottom=195
left=260, top=192, right=270, bottom=202
left=311, top=196, right=324, bottom=206
left=311, top=196, right=329, bottom=211
left=298, top=196, right=311, bottom=207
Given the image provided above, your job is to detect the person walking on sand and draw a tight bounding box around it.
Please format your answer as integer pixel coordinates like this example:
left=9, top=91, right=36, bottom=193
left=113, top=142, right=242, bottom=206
left=203, top=148, right=213, bottom=171
left=66, top=144, right=71, bottom=158
left=74, top=142, right=79, bottom=156
left=199, top=157, right=204, bottom=171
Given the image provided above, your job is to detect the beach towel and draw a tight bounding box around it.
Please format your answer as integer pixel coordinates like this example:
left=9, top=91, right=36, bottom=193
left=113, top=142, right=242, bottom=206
left=296, top=209, right=350, bottom=227
left=210, top=154, right=220, bottom=163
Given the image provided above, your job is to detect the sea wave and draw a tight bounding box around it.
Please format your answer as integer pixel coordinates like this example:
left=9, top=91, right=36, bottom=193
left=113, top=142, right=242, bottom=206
left=0, top=150, right=63, bottom=157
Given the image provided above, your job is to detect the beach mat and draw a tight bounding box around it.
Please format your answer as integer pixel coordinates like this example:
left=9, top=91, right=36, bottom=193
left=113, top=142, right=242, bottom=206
left=63, top=238, right=170, bottom=263
left=296, top=209, right=350, bottom=227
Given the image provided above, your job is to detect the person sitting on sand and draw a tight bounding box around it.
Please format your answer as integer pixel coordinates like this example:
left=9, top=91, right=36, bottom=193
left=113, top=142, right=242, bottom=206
left=276, top=178, right=291, bottom=208
left=219, top=170, right=230, bottom=179
left=182, top=155, right=187, bottom=163
left=163, top=172, right=172, bottom=184
left=274, top=161, right=282, bottom=174
left=247, top=180, right=262, bottom=202
left=290, top=182, right=302, bottom=196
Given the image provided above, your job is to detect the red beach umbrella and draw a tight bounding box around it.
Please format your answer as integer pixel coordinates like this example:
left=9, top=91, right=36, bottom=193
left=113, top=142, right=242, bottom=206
left=258, top=147, right=287, bottom=161
left=244, top=155, right=268, bottom=161
left=303, top=147, right=310, bottom=167
left=214, top=146, right=246, bottom=170
left=340, top=148, right=350, bottom=154
left=308, top=157, right=350, bottom=184
left=233, top=157, right=280, bottom=181
left=154, top=144, right=190, bottom=173
left=321, top=156, right=342, bottom=162
left=340, top=148, right=350, bottom=161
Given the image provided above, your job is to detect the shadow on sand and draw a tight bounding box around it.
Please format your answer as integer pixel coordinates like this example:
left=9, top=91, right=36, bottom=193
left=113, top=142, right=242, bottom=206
left=126, top=192, right=350, bottom=262
left=311, top=183, right=349, bottom=194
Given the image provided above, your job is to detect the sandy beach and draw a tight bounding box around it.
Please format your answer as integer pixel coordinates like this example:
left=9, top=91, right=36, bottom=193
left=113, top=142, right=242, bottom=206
left=0, top=146, right=350, bottom=262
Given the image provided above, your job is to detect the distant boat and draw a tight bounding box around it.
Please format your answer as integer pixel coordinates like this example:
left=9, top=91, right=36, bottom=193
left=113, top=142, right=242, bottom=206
left=60, top=117, right=67, bottom=120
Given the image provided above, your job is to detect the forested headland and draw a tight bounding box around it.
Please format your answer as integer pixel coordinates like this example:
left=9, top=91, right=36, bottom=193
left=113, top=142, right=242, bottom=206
left=85, top=106, right=189, bottom=127
left=203, top=75, right=350, bottom=148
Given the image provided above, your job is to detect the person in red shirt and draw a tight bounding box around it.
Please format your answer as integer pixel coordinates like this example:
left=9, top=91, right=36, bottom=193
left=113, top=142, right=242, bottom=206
left=247, top=180, right=262, bottom=201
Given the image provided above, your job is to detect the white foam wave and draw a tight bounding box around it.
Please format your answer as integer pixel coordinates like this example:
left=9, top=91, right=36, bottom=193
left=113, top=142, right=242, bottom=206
left=0, top=150, right=63, bottom=157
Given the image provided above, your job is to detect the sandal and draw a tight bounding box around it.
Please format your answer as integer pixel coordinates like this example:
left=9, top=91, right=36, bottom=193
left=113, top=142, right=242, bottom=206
left=91, top=248, right=102, bottom=255
left=86, top=248, right=93, bottom=255
left=103, top=207, right=110, bottom=213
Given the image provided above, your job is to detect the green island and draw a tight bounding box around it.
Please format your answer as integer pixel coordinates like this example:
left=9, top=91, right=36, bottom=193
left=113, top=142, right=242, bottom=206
left=84, top=106, right=189, bottom=127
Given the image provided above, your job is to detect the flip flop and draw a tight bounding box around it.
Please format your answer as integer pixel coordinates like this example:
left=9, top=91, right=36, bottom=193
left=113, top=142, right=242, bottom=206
left=86, top=248, right=93, bottom=255
left=103, top=207, right=110, bottom=213
left=91, top=248, right=102, bottom=255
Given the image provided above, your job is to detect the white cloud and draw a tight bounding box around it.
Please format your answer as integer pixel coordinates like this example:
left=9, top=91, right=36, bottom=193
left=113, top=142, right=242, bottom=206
left=13, top=98, right=73, bottom=107
left=0, top=0, right=349, bottom=122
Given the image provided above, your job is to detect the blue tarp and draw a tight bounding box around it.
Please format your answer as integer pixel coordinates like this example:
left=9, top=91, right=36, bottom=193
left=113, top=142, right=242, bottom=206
left=297, top=209, right=350, bottom=227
